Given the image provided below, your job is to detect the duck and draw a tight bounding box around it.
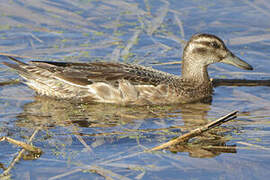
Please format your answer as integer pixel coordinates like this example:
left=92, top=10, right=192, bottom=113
left=2, top=33, right=253, bottom=105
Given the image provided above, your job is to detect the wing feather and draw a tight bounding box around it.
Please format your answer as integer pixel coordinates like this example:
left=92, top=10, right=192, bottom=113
left=29, top=61, right=175, bottom=86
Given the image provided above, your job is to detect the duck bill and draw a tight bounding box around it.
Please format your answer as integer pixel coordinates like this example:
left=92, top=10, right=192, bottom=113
left=220, top=52, right=253, bottom=70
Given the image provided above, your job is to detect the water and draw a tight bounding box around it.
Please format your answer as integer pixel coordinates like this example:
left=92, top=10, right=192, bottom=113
left=0, top=0, right=270, bottom=179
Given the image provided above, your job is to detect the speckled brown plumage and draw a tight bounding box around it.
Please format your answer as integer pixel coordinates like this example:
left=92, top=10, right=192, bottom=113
left=3, top=33, right=253, bottom=105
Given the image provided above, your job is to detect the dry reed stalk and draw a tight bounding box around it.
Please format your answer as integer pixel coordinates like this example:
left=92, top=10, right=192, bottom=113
left=0, top=136, right=42, bottom=154
left=213, top=79, right=270, bottom=87
left=0, top=52, right=35, bottom=59
left=0, top=128, right=41, bottom=176
left=150, top=111, right=238, bottom=151
left=0, top=79, right=20, bottom=86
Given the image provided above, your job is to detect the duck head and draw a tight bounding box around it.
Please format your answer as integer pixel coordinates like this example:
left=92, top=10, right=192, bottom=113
left=182, top=33, right=253, bottom=82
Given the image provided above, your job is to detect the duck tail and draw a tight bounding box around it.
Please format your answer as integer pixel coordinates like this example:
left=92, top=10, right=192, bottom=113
left=2, top=56, right=28, bottom=73
left=7, top=56, right=28, bottom=65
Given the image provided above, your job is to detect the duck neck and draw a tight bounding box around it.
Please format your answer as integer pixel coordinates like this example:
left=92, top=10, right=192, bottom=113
left=181, top=60, right=210, bottom=83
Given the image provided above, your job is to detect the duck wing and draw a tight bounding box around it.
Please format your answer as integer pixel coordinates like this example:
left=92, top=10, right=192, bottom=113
left=30, top=61, right=177, bottom=87
left=4, top=57, right=176, bottom=88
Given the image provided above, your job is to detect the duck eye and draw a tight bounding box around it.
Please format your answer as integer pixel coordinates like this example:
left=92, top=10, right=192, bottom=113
left=210, top=42, right=220, bottom=48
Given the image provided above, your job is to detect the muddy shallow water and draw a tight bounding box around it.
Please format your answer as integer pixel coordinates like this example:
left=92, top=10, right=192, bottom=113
left=0, top=0, right=270, bottom=179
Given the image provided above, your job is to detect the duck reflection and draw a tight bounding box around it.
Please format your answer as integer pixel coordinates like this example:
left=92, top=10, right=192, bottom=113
left=16, top=96, right=236, bottom=158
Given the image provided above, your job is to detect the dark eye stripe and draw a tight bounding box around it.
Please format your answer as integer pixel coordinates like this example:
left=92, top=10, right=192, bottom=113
left=210, top=42, right=220, bottom=48
left=193, top=41, right=221, bottom=49
left=192, top=47, right=207, bottom=54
